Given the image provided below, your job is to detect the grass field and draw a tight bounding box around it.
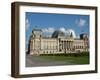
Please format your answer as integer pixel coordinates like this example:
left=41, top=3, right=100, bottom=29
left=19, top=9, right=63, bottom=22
left=39, top=52, right=89, bottom=64
left=26, top=52, right=89, bottom=67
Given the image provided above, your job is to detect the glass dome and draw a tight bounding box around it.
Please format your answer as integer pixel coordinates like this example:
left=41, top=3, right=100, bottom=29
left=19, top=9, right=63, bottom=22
left=52, top=30, right=65, bottom=38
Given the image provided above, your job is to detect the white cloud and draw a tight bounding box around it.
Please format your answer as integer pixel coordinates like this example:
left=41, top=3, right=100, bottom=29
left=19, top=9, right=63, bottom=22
left=66, top=29, right=76, bottom=38
left=59, top=27, right=76, bottom=38
left=42, top=27, right=77, bottom=38
left=76, top=36, right=80, bottom=39
left=59, top=27, right=66, bottom=32
left=76, top=19, right=86, bottom=27
left=42, top=27, right=55, bottom=37
left=25, top=19, right=30, bottom=30
left=42, top=27, right=55, bottom=33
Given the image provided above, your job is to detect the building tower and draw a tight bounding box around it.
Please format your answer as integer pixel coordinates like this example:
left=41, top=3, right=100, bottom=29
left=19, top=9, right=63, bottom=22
left=29, top=29, right=42, bottom=55
left=80, top=33, right=89, bottom=52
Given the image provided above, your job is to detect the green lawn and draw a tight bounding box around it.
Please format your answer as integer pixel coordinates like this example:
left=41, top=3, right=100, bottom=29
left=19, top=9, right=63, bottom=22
left=39, top=52, right=89, bottom=64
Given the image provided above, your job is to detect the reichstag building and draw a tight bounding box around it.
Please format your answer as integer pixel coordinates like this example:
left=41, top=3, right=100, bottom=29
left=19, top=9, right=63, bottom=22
left=28, top=29, right=89, bottom=55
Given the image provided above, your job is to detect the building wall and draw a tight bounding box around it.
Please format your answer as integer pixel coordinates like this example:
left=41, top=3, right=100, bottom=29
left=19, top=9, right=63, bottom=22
left=73, top=39, right=85, bottom=52
left=29, top=30, right=89, bottom=55
left=41, top=38, right=58, bottom=54
left=29, top=38, right=89, bottom=55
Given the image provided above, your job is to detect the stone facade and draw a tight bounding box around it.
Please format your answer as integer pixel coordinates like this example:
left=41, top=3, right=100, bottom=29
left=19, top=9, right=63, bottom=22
left=28, top=29, right=89, bottom=55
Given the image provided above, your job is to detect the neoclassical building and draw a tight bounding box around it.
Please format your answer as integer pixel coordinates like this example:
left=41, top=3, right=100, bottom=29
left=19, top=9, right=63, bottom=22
left=28, top=29, right=89, bottom=55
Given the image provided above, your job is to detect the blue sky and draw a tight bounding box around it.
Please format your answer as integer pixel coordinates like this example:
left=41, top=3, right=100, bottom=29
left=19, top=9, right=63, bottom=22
left=25, top=12, right=89, bottom=49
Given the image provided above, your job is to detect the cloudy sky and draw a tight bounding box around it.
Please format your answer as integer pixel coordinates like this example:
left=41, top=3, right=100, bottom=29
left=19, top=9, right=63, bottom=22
left=25, top=12, right=89, bottom=49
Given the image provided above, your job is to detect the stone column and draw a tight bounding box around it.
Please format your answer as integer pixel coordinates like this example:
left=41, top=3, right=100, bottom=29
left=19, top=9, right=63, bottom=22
left=32, top=40, right=34, bottom=50
left=67, top=41, right=68, bottom=50
left=29, top=39, right=34, bottom=55
left=34, top=39, right=35, bottom=50
left=69, top=41, right=70, bottom=50
left=57, top=39, right=59, bottom=52
left=63, top=41, right=64, bottom=50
